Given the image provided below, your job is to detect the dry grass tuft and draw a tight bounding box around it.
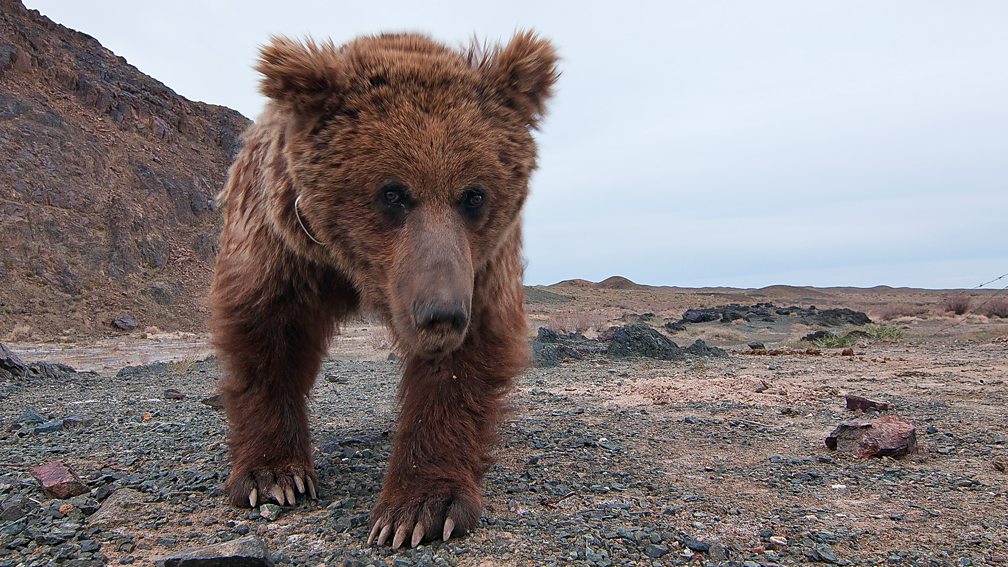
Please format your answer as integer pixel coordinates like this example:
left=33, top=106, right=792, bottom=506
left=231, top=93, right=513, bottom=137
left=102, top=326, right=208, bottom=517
left=941, top=294, right=972, bottom=315
left=4, top=323, right=31, bottom=342
left=364, top=326, right=393, bottom=350
left=877, top=303, right=930, bottom=321
left=545, top=311, right=610, bottom=334
left=976, top=297, right=1008, bottom=319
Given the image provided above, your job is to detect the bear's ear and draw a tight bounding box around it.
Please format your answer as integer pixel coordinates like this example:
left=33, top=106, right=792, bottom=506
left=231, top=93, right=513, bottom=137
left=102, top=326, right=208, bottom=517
left=256, top=36, right=348, bottom=113
left=476, top=31, right=559, bottom=128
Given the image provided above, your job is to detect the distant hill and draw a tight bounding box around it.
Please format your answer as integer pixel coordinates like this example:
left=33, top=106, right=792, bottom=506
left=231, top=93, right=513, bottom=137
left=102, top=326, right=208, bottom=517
left=0, top=0, right=250, bottom=339
left=596, top=275, right=645, bottom=290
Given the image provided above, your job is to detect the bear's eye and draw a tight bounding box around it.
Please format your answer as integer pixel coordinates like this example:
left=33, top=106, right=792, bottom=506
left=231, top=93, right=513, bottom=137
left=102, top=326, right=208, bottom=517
left=461, top=187, right=485, bottom=211
left=376, top=182, right=412, bottom=223
left=381, top=183, right=409, bottom=208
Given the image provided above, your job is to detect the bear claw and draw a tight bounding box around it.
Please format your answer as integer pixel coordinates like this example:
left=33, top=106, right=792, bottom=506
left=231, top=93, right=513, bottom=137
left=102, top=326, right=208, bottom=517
left=368, top=509, right=465, bottom=548
left=226, top=467, right=318, bottom=508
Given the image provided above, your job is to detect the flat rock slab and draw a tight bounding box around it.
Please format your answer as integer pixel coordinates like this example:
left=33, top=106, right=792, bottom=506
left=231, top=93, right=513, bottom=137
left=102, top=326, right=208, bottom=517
left=87, top=487, right=146, bottom=529
left=825, top=415, right=916, bottom=458
left=29, top=460, right=88, bottom=499
left=845, top=394, right=890, bottom=411
left=158, top=535, right=272, bottom=566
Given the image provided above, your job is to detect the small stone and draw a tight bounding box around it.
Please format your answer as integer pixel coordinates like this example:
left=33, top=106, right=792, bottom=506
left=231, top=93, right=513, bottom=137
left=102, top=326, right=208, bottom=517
left=34, top=418, right=65, bottom=433
left=200, top=395, right=223, bottom=410
left=993, top=457, right=1007, bottom=473
left=841, top=347, right=855, bottom=356
left=769, top=536, right=788, bottom=548
left=813, top=542, right=838, bottom=563
left=158, top=535, right=271, bottom=567
left=0, top=502, right=25, bottom=522
left=643, top=544, right=669, bottom=558
left=708, top=541, right=727, bottom=561
left=748, top=342, right=765, bottom=350
left=684, top=537, right=709, bottom=552
left=259, top=503, right=281, bottom=521
left=845, top=394, right=890, bottom=412
left=111, top=315, right=138, bottom=331
left=30, top=461, right=89, bottom=499
left=164, top=389, right=186, bottom=400
left=15, top=407, right=46, bottom=425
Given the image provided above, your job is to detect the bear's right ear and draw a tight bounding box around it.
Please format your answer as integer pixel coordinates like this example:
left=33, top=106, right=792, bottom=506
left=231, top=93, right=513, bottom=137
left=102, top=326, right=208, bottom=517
left=475, top=31, right=559, bottom=129
left=256, top=36, right=348, bottom=113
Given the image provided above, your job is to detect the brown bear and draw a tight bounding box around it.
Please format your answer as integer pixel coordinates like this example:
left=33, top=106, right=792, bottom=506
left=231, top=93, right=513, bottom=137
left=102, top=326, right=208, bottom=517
left=208, top=32, right=558, bottom=549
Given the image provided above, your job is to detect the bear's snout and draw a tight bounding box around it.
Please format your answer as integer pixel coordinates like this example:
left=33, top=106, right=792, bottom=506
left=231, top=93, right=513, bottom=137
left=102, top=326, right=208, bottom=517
left=411, top=297, right=470, bottom=355
left=414, top=301, right=469, bottom=334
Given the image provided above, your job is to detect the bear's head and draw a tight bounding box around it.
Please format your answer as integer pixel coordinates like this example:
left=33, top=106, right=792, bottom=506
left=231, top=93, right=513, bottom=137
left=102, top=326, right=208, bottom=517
left=257, top=32, right=558, bottom=356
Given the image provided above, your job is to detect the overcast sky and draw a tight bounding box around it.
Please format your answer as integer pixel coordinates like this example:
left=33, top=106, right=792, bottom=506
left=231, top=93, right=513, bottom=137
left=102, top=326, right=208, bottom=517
left=26, top=1, right=1008, bottom=288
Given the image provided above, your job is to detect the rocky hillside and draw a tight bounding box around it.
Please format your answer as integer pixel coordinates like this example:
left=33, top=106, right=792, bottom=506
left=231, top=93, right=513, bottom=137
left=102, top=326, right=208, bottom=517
left=0, top=0, right=250, bottom=340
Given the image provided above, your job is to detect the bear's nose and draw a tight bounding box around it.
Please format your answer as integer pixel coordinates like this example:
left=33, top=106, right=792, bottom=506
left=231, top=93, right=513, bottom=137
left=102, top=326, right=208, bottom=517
left=414, top=302, right=469, bottom=333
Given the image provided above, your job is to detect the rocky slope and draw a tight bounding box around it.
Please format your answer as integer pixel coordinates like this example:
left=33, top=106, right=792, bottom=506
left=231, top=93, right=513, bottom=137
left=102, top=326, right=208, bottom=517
left=0, top=0, right=250, bottom=340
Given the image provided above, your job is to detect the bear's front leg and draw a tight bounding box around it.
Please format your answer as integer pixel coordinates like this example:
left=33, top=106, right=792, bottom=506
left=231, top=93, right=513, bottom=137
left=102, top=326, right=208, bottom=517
left=211, top=251, right=358, bottom=508
left=369, top=264, right=528, bottom=548
left=367, top=352, right=505, bottom=548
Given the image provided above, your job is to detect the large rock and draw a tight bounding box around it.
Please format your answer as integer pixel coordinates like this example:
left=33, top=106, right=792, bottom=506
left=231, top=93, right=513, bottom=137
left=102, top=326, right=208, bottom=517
left=0, top=342, right=27, bottom=378
left=825, top=416, right=916, bottom=458
left=29, top=460, right=88, bottom=499
left=606, top=324, right=685, bottom=360
left=531, top=327, right=603, bottom=368
left=158, top=535, right=273, bottom=567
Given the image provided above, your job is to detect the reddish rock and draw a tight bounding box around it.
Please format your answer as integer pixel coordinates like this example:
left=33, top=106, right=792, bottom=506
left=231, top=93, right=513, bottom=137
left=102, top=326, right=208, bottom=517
left=825, top=416, right=916, bottom=458
left=29, top=461, right=88, bottom=499
left=845, top=394, right=890, bottom=412
left=841, top=348, right=855, bottom=356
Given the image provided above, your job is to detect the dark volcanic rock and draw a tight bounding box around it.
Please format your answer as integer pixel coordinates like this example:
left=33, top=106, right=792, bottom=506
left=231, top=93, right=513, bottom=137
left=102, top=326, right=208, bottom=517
left=1, top=342, right=27, bottom=377
left=158, top=535, right=272, bottom=567
left=682, top=309, right=722, bottom=324
left=112, top=314, right=139, bottom=331
left=674, top=303, right=871, bottom=331
left=531, top=327, right=603, bottom=367
left=684, top=339, right=727, bottom=358
left=801, top=308, right=871, bottom=327
left=802, top=330, right=834, bottom=342
left=606, top=324, right=684, bottom=359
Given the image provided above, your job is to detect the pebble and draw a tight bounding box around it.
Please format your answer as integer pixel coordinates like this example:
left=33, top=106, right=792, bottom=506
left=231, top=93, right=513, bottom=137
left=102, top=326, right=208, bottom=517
left=260, top=503, right=281, bottom=521
left=643, top=544, right=669, bottom=558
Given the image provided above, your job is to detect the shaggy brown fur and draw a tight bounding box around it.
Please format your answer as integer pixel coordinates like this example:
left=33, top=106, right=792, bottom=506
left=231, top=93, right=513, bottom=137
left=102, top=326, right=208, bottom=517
left=208, top=32, right=557, bottom=548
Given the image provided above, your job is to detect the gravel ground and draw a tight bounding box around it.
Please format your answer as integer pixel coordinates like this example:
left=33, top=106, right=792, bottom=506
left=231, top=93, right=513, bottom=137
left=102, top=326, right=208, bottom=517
left=1, top=331, right=1006, bottom=566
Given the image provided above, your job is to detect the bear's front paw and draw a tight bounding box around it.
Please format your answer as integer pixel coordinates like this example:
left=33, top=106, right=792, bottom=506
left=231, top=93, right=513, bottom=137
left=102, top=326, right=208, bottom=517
left=367, top=484, right=481, bottom=549
left=225, top=465, right=318, bottom=508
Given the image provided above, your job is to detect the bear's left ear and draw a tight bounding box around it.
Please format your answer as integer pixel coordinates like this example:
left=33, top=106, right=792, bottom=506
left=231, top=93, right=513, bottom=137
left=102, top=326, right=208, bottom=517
left=476, top=31, right=559, bottom=128
left=256, top=36, right=348, bottom=114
